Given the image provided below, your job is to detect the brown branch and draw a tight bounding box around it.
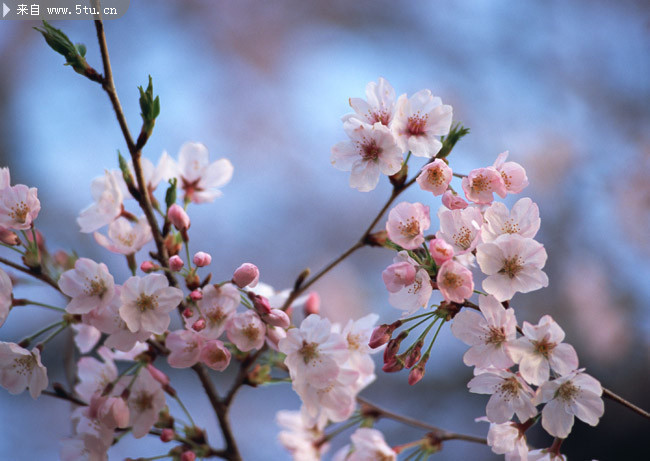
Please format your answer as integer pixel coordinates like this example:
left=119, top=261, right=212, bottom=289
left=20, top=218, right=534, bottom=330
left=603, top=387, right=650, bottom=420
left=223, top=346, right=267, bottom=407
left=0, top=256, right=61, bottom=292
left=357, top=395, right=487, bottom=445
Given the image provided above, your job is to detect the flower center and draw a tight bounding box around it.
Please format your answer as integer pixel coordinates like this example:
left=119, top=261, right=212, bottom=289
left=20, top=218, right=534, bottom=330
left=12, top=355, right=36, bottom=375
left=442, top=271, right=463, bottom=288
left=452, top=225, right=473, bottom=250
left=500, top=256, right=524, bottom=278
left=299, top=341, right=319, bottom=364
left=486, top=326, right=506, bottom=345
left=398, top=218, right=421, bottom=238
left=556, top=381, right=579, bottom=402
left=207, top=307, right=226, bottom=327
left=136, top=294, right=158, bottom=311
left=359, top=139, right=382, bottom=161
left=208, top=347, right=227, bottom=363
left=10, top=201, right=29, bottom=223
left=347, top=333, right=362, bottom=351
left=533, top=335, right=556, bottom=358
left=243, top=324, right=260, bottom=341
left=134, top=392, right=154, bottom=412
left=85, top=277, right=108, bottom=298
left=426, top=167, right=445, bottom=186
left=407, top=112, right=428, bottom=135
left=471, top=174, right=489, bottom=193
left=501, top=219, right=520, bottom=235
left=497, top=376, right=522, bottom=400
left=370, top=109, right=391, bottom=126
left=117, top=232, right=136, bottom=248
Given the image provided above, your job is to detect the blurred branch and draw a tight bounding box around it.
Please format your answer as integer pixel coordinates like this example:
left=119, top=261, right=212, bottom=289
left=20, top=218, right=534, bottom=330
left=0, top=255, right=61, bottom=292
left=603, top=387, right=650, bottom=420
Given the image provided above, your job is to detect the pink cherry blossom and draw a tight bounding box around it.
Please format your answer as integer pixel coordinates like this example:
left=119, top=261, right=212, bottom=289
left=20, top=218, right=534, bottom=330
left=382, top=261, right=416, bottom=293
left=509, top=315, right=579, bottom=386
left=477, top=234, right=548, bottom=302
left=69, top=407, right=114, bottom=459
left=481, top=198, right=540, bottom=243
left=60, top=435, right=109, bottom=461
left=171, top=142, right=234, bottom=204
left=166, top=329, right=205, bottom=368
left=0, top=342, right=48, bottom=398
left=436, top=206, right=483, bottom=254
left=347, top=428, right=396, bottom=461
left=468, top=369, right=537, bottom=424
left=461, top=167, right=507, bottom=204
left=232, top=263, right=260, bottom=288
left=304, top=292, right=320, bottom=315
left=392, top=90, right=453, bottom=158
left=0, top=184, right=41, bottom=230
left=451, top=295, right=517, bottom=369
left=385, top=201, right=430, bottom=250
left=77, top=170, right=123, bottom=233
left=74, top=348, right=117, bottom=403
left=279, top=314, right=349, bottom=388
left=494, top=151, right=529, bottom=194
left=0, top=268, right=12, bottom=327
left=119, top=274, right=183, bottom=334
left=428, top=238, right=454, bottom=266
left=200, top=340, right=231, bottom=371
left=294, top=368, right=359, bottom=423
left=342, top=77, right=397, bottom=127
left=93, top=216, right=152, bottom=255
left=479, top=418, right=529, bottom=460
left=277, top=408, right=329, bottom=461
left=387, top=251, right=433, bottom=314
left=535, top=369, right=604, bottom=438
left=338, top=314, right=379, bottom=390
left=441, top=190, right=468, bottom=210
left=266, top=325, right=287, bottom=351
left=59, top=257, right=115, bottom=314
left=128, top=152, right=174, bottom=193
left=118, top=368, right=166, bottom=438
left=527, top=449, right=566, bottom=461
left=0, top=226, right=19, bottom=245
left=185, top=283, right=239, bottom=339
left=226, top=310, right=266, bottom=351
left=71, top=323, right=102, bottom=354
left=416, top=159, right=453, bottom=196
left=436, top=259, right=474, bottom=303
left=331, top=119, right=403, bottom=192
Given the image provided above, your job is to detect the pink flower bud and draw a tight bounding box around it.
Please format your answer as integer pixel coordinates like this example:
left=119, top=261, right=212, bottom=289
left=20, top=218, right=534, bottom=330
left=382, top=358, right=405, bottom=373
left=303, top=292, right=320, bottom=316
left=200, top=340, right=231, bottom=371
left=182, top=307, right=194, bottom=318
left=0, top=227, right=19, bottom=246
left=264, top=308, right=290, bottom=329
left=232, top=263, right=260, bottom=288
left=442, top=190, right=468, bottom=210
left=429, top=238, right=454, bottom=266
left=160, top=428, right=175, bottom=442
left=382, top=262, right=416, bottom=293
left=109, top=398, right=130, bottom=428
left=146, top=364, right=170, bottom=386
left=193, top=251, right=212, bottom=267
left=140, top=260, right=155, bottom=273
left=369, top=321, right=402, bottom=349
left=383, top=331, right=408, bottom=363
left=404, top=340, right=423, bottom=368
left=265, top=325, right=286, bottom=350
left=192, top=318, right=206, bottom=332
left=408, top=365, right=425, bottom=385
left=168, top=204, right=190, bottom=231
left=248, top=293, right=272, bottom=315
left=190, top=289, right=203, bottom=301
left=169, top=255, right=184, bottom=272
left=181, top=451, right=196, bottom=461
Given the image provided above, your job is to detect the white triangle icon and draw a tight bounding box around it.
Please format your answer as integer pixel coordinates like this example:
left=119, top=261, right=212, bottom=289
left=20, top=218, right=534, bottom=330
left=2, top=3, right=9, bottom=18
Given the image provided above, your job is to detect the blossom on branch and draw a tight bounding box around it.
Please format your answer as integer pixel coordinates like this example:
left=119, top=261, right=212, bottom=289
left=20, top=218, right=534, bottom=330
left=119, top=274, right=183, bottom=334
left=343, top=77, right=397, bottom=127
left=77, top=170, right=124, bottom=233
left=481, top=198, right=540, bottom=244
left=93, top=216, right=152, bottom=255
left=468, top=369, right=537, bottom=424
left=0, top=341, right=48, bottom=398
left=59, top=257, right=116, bottom=314
left=386, top=201, right=430, bottom=250
left=0, top=184, right=41, bottom=230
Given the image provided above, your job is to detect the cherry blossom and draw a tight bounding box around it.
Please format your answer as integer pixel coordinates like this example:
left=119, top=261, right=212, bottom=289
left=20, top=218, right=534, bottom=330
left=436, top=259, right=474, bottom=303
left=451, top=294, right=517, bottom=369
left=71, top=323, right=102, bottom=354
left=277, top=408, right=328, bottom=461
left=59, top=257, right=115, bottom=314
left=0, top=167, right=10, bottom=188
left=331, top=119, right=403, bottom=192
left=168, top=203, right=190, bottom=230
left=93, top=216, right=152, bottom=255
left=170, top=142, right=234, bottom=204
left=478, top=418, right=529, bottom=461
left=166, top=329, right=205, bottom=368
left=0, top=268, right=12, bottom=327
left=436, top=206, right=483, bottom=255
left=232, top=263, right=260, bottom=288
left=117, top=368, right=166, bottom=438
left=226, top=310, right=266, bottom=351
left=337, top=313, right=379, bottom=389
left=509, top=315, right=578, bottom=386
left=476, top=234, right=548, bottom=301
left=392, top=90, right=453, bottom=158
left=0, top=184, right=41, bottom=230
left=382, top=261, right=416, bottom=293
left=428, top=238, right=454, bottom=266
left=337, top=428, right=397, bottom=461
left=461, top=167, right=507, bottom=204
left=481, top=198, right=540, bottom=243
left=185, top=283, right=239, bottom=339
left=294, top=368, right=359, bottom=423
left=193, top=251, right=212, bottom=267
left=60, top=435, right=109, bottom=461
left=342, top=77, right=397, bottom=127
left=0, top=342, right=48, bottom=398
left=74, top=348, right=117, bottom=403
left=200, top=340, right=231, bottom=371
left=535, top=369, right=604, bottom=438
left=128, top=152, right=174, bottom=194
left=69, top=406, right=114, bottom=459
left=527, top=449, right=566, bottom=461
left=119, top=274, right=183, bottom=334
left=279, top=314, right=349, bottom=387
left=77, top=170, right=124, bottom=233
left=468, top=369, right=537, bottom=424
left=494, top=151, right=529, bottom=194
left=416, top=159, right=453, bottom=195
left=386, top=201, right=430, bottom=250
left=387, top=251, right=433, bottom=314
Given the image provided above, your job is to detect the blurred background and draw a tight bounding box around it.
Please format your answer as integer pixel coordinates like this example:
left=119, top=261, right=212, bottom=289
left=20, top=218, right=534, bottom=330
left=0, top=0, right=649, bottom=459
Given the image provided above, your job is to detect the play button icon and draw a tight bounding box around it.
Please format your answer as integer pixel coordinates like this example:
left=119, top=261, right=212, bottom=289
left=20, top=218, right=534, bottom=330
left=2, top=3, right=9, bottom=18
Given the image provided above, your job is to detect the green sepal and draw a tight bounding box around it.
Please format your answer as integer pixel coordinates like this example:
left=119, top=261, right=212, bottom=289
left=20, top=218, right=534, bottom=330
left=165, top=178, right=178, bottom=210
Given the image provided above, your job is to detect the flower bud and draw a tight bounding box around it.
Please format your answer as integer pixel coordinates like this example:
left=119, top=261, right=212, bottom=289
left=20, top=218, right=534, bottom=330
left=384, top=331, right=408, bottom=363
left=168, top=204, right=190, bottom=231
left=181, top=451, right=196, bottom=461
left=190, top=289, right=203, bottom=301
left=146, top=364, right=170, bottom=386
left=0, top=227, right=19, bottom=246
left=382, top=262, right=416, bottom=293
left=442, top=190, right=468, bottom=210
left=169, top=255, right=184, bottom=272
left=160, top=428, right=175, bottom=442
left=408, top=364, right=425, bottom=385
left=232, top=263, right=259, bottom=288
left=182, top=307, right=194, bottom=318
left=303, top=292, right=320, bottom=316
left=248, top=292, right=272, bottom=315
left=192, top=318, right=206, bottom=332
left=382, top=357, right=405, bottom=373
left=265, top=325, right=286, bottom=350
left=140, top=260, right=155, bottom=273
left=404, top=340, right=423, bottom=369
left=193, top=251, right=212, bottom=267
left=369, top=321, right=402, bottom=349
left=264, top=308, right=290, bottom=329
left=429, top=238, right=454, bottom=266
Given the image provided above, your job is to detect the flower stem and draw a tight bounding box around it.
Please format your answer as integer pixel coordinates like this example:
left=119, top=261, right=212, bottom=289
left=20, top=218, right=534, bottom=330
left=17, top=300, right=66, bottom=313
left=173, top=393, right=196, bottom=427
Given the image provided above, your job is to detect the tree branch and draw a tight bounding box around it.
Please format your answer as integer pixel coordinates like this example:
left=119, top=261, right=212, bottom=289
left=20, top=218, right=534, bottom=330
left=603, top=387, right=650, bottom=420
left=0, top=256, right=61, bottom=292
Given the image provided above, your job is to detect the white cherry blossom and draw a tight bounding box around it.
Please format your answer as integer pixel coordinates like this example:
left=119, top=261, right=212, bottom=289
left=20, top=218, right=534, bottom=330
left=226, top=310, right=266, bottom=351
left=0, top=184, right=41, bottom=230
left=59, top=258, right=115, bottom=315
left=185, top=283, right=239, bottom=339
left=493, top=151, right=529, bottom=194
left=119, top=274, right=183, bottom=334
left=0, top=342, right=48, bottom=398
left=117, top=368, right=166, bottom=438
left=166, top=329, right=204, bottom=368
left=387, top=251, right=433, bottom=315
left=277, top=408, right=328, bottom=461
left=482, top=198, right=540, bottom=243
left=436, top=206, right=483, bottom=255
left=342, top=77, right=397, bottom=127
left=468, top=369, right=537, bottom=424
left=77, top=170, right=124, bottom=233
left=336, top=428, right=396, bottom=461
left=93, top=216, right=152, bottom=255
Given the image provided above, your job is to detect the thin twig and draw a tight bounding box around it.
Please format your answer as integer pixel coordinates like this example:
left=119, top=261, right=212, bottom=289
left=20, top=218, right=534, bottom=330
left=0, top=256, right=61, bottom=292
left=603, top=387, right=650, bottom=420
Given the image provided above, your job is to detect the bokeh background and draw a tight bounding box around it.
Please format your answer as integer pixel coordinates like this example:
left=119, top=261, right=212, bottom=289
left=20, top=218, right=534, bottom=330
left=1, top=0, right=649, bottom=459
